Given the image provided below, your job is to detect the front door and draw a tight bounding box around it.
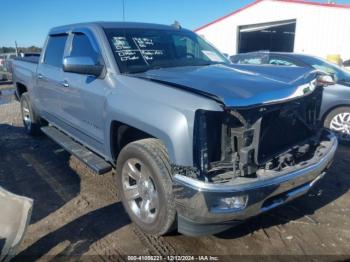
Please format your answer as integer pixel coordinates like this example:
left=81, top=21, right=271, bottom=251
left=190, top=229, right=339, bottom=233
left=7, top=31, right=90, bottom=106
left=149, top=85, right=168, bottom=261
left=35, top=34, right=68, bottom=125
left=59, top=32, right=107, bottom=155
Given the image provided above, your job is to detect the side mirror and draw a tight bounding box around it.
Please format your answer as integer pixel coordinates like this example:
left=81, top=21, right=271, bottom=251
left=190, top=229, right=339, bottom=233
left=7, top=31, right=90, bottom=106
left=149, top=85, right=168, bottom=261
left=317, top=74, right=335, bottom=86
left=222, top=53, right=233, bottom=63
left=63, top=56, right=104, bottom=77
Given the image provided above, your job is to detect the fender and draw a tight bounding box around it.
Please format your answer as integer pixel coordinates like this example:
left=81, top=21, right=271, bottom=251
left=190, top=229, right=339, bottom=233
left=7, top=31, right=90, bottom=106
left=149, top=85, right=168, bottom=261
left=103, top=75, right=223, bottom=166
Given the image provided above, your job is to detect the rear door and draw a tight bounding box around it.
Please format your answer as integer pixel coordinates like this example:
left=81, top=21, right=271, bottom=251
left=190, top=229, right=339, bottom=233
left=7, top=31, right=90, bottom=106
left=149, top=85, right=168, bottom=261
left=35, top=34, right=68, bottom=124
left=58, top=31, right=107, bottom=155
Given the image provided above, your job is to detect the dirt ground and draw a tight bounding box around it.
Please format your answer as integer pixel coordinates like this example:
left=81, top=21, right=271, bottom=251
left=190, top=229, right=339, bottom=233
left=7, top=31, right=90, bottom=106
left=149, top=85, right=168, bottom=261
left=1, top=91, right=350, bottom=261
left=0, top=83, right=15, bottom=105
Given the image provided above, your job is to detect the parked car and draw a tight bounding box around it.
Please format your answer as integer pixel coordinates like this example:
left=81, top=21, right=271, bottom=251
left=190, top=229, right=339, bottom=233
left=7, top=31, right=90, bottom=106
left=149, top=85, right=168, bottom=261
left=12, top=22, right=337, bottom=236
left=231, top=52, right=350, bottom=142
left=0, top=53, right=17, bottom=71
left=0, top=56, right=4, bottom=68
left=344, top=59, right=350, bottom=71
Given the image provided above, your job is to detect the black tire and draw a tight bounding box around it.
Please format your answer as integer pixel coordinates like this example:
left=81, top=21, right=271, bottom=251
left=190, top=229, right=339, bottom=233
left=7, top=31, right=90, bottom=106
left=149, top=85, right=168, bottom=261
left=116, top=138, right=176, bottom=235
left=324, top=106, right=350, bottom=143
left=20, top=92, right=42, bottom=136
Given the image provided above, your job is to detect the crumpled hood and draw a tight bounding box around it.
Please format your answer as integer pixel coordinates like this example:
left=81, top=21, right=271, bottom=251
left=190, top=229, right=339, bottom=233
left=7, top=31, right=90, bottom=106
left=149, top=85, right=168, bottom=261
left=133, top=64, right=319, bottom=107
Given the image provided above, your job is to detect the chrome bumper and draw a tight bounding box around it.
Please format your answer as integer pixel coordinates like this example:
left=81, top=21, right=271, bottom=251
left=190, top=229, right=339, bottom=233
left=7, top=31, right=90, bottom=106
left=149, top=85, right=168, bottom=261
left=173, top=132, right=337, bottom=235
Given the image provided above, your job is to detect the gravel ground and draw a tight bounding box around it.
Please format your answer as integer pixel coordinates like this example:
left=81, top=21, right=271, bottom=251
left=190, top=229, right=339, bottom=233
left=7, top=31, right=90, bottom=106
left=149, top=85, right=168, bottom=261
left=0, top=95, right=350, bottom=261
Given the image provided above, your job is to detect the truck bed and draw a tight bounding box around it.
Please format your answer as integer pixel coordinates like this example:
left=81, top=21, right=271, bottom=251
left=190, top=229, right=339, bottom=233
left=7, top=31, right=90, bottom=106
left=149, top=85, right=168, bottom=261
left=14, top=56, right=39, bottom=64
left=12, top=58, right=38, bottom=96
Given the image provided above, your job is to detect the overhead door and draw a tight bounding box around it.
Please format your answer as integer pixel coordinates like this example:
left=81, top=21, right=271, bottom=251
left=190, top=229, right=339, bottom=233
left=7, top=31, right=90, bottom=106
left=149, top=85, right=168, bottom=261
left=238, top=19, right=296, bottom=53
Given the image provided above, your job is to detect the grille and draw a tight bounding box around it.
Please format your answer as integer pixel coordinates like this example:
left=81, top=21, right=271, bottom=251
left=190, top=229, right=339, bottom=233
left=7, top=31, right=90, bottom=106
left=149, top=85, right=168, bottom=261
left=258, top=108, right=313, bottom=163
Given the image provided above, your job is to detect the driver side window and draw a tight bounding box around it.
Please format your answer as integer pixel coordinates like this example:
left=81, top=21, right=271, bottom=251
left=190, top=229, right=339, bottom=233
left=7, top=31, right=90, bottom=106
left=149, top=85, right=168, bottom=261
left=70, top=33, right=96, bottom=58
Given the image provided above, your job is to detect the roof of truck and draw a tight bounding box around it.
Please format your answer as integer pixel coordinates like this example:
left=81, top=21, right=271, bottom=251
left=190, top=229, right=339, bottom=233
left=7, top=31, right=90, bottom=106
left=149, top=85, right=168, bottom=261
left=49, top=21, right=185, bottom=35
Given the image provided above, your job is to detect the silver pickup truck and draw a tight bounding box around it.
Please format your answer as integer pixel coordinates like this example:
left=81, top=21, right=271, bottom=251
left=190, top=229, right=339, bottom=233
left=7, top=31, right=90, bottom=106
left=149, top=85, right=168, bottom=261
left=12, top=22, right=337, bottom=236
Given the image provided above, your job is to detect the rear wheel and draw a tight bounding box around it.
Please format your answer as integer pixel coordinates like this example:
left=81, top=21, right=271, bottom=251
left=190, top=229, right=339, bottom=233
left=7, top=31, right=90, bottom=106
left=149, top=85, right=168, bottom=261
left=116, top=138, right=176, bottom=235
left=20, top=93, right=41, bottom=136
left=324, top=107, right=350, bottom=143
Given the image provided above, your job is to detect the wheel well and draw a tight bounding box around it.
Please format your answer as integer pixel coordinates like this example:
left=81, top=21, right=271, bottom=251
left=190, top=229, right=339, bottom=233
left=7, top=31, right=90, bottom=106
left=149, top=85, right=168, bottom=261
left=16, top=83, right=27, bottom=98
left=322, top=104, right=350, bottom=123
left=110, top=121, right=154, bottom=161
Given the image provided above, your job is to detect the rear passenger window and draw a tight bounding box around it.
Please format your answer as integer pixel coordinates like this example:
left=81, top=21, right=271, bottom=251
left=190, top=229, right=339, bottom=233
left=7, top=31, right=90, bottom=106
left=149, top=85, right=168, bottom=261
left=70, top=33, right=96, bottom=58
left=269, top=58, right=297, bottom=67
left=235, top=54, right=267, bottom=65
left=44, top=35, right=67, bottom=67
left=239, top=57, right=264, bottom=65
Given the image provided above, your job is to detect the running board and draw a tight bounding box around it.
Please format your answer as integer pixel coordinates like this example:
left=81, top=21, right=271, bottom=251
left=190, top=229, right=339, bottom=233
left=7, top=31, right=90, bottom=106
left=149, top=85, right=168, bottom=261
left=41, top=126, right=112, bottom=175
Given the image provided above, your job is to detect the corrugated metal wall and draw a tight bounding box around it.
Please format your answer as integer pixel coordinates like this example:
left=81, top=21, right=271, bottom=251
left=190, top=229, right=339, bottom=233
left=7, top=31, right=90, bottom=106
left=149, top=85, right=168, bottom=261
left=196, top=0, right=350, bottom=61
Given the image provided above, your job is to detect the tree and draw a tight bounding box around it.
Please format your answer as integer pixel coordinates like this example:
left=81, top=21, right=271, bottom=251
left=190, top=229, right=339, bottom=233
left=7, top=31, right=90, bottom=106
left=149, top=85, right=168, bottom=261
left=0, top=46, right=42, bottom=54
left=0, top=47, right=16, bottom=53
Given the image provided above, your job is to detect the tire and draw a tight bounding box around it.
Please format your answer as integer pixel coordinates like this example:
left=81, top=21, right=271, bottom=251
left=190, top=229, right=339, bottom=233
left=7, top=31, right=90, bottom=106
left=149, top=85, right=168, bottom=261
left=20, top=93, right=42, bottom=136
left=116, top=138, right=176, bottom=235
left=324, top=106, right=350, bottom=143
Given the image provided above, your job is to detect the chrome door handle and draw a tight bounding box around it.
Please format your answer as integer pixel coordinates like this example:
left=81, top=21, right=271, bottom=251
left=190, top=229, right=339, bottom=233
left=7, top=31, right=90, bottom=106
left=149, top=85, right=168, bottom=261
left=61, top=81, right=69, bottom=88
left=37, top=74, right=43, bottom=79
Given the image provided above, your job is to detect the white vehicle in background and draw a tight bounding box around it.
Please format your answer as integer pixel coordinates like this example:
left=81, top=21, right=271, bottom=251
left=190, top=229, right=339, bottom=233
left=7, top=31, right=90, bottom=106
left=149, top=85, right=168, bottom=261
left=0, top=53, right=17, bottom=81
left=0, top=57, right=4, bottom=68
left=0, top=53, right=17, bottom=69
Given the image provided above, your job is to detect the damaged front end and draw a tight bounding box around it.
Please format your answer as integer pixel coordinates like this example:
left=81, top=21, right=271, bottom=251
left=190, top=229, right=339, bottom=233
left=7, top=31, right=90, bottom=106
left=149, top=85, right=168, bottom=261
left=173, top=81, right=338, bottom=236
left=188, top=83, right=325, bottom=182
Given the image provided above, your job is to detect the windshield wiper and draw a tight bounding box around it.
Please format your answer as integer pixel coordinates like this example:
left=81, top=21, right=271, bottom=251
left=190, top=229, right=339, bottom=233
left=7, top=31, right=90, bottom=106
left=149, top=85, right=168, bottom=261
left=125, top=62, right=227, bottom=74
left=125, top=66, right=164, bottom=74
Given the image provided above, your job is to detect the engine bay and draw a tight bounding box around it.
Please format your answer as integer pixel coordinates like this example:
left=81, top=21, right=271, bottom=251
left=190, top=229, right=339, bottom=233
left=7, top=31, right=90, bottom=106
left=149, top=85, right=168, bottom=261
left=186, top=87, right=324, bottom=183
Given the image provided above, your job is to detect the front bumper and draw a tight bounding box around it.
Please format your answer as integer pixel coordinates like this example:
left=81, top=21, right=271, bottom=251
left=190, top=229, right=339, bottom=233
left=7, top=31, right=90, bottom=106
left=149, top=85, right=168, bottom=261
left=173, top=132, right=338, bottom=236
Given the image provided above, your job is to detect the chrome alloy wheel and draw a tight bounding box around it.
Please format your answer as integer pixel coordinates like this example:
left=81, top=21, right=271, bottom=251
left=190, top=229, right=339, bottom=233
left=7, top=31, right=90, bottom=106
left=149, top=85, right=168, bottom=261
left=330, top=112, right=350, bottom=141
left=121, top=158, right=160, bottom=224
left=21, top=99, right=32, bottom=130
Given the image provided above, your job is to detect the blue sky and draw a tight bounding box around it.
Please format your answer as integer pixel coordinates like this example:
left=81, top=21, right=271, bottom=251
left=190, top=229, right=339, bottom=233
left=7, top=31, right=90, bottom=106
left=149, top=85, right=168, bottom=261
left=1, top=0, right=350, bottom=47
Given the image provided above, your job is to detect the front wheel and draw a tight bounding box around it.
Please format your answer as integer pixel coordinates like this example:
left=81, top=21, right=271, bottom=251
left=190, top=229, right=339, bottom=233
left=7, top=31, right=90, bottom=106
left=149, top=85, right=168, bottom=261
left=116, top=138, right=176, bottom=235
left=324, top=107, right=350, bottom=143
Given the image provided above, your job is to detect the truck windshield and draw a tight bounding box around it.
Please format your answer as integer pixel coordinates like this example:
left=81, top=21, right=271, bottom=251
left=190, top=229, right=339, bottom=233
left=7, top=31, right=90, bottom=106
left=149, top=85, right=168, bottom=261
left=104, top=28, right=230, bottom=73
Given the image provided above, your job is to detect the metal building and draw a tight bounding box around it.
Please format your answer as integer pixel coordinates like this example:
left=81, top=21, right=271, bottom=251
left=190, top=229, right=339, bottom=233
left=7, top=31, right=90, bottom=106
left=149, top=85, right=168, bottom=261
left=195, top=0, right=350, bottom=61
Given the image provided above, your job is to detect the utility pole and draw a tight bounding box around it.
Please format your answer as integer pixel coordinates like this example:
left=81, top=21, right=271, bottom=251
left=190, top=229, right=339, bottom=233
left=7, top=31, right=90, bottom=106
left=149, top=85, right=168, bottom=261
left=122, top=0, right=125, bottom=21
left=15, top=41, right=19, bottom=57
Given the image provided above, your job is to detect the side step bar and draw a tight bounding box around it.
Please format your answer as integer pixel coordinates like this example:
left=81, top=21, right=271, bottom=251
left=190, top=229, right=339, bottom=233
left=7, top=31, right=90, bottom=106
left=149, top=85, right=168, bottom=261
left=41, top=126, right=112, bottom=175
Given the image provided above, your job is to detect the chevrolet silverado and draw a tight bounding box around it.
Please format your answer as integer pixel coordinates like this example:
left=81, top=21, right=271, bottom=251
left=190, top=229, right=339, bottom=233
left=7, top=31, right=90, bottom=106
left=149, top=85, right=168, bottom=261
left=12, top=22, right=337, bottom=236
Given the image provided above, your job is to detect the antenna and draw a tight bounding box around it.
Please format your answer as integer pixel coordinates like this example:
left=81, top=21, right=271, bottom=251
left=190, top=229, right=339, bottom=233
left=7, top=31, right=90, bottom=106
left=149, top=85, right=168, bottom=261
left=122, top=0, right=125, bottom=21
left=172, top=21, right=182, bottom=29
